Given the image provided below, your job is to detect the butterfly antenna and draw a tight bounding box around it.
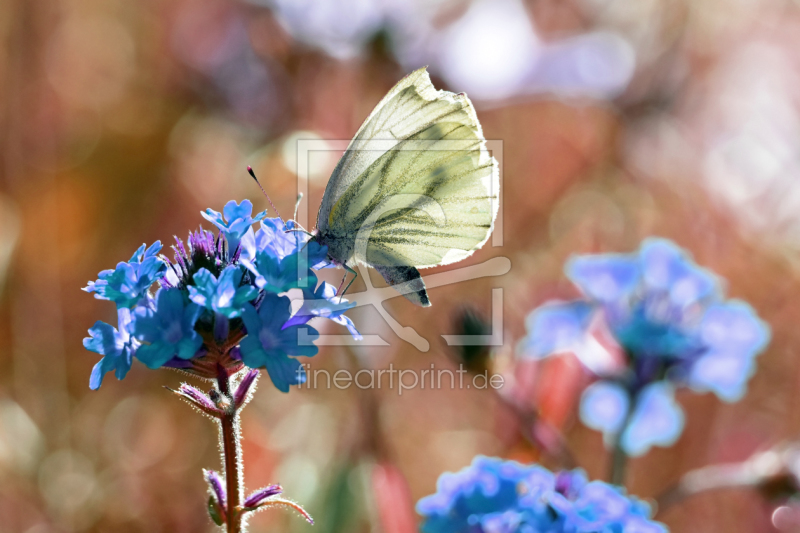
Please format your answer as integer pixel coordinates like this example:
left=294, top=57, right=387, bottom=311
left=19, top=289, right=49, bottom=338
left=247, top=166, right=282, bottom=219
left=294, top=192, right=303, bottom=221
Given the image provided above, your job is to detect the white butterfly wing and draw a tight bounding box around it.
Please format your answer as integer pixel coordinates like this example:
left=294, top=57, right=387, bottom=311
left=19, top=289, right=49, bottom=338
left=316, top=67, right=499, bottom=305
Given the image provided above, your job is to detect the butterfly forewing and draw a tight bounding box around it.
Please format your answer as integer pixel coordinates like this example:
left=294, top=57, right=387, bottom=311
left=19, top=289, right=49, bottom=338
left=315, top=67, right=499, bottom=305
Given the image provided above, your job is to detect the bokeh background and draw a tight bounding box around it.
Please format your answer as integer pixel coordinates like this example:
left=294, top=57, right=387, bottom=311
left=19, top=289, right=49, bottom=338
left=2, top=0, right=800, bottom=531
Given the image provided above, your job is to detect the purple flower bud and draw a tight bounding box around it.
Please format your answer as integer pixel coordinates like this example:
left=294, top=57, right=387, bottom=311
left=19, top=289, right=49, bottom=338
left=554, top=470, right=585, bottom=500
left=204, top=469, right=227, bottom=508
left=234, top=369, right=259, bottom=408
left=244, top=484, right=283, bottom=508
left=180, top=383, right=217, bottom=412
left=229, top=346, right=242, bottom=361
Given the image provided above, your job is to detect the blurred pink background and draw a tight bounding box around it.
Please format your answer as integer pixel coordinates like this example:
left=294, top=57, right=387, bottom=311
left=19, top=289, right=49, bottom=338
left=2, top=0, right=800, bottom=531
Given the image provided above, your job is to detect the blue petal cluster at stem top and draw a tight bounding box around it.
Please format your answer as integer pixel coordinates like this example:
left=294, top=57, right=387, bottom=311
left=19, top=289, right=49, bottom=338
left=417, top=456, right=667, bottom=533
left=518, top=238, right=770, bottom=456
left=83, top=200, right=360, bottom=391
left=83, top=242, right=167, bottom=308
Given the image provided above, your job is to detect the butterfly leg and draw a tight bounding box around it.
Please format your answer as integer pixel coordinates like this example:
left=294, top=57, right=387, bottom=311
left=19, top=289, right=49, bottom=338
left=338, top=264, right=359, bottom=303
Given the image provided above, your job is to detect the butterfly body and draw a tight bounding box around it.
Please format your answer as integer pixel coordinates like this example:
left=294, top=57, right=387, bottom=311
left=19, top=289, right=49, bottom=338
left=313, top=68, right=499, bottom=307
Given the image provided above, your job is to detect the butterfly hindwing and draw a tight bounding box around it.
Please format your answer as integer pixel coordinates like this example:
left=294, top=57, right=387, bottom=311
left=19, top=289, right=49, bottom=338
left=373, top=265, right=430, bottom=307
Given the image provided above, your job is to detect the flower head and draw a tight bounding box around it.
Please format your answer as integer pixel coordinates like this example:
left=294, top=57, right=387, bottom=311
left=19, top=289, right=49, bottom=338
left=84, top=308, right=137, bottom=389
left=83, top=242, right=166, bottom=308
left=83, top=200, right=360, bottom=390
left=417, top=456, right=666, bottom=533
left=519, top=238, right=770, bottom=455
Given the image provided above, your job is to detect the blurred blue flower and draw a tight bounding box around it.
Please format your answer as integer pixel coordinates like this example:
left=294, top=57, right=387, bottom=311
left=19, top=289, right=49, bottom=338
left=417, top=456, right=666, bottom=533
left=239, top=295, right=320, bottom=393
left=187, top=266, right=258, bottom=318
left=84, top=242, right=166, bottom=308
left=580, top=381, right=684, bottom=457
left=133, top=288, right=204, bottom=368
left=202, top=200, right=267, bottom=253
left=520, top=238, right=770, bottom=455
left=84, top=308, right=138, bottom=390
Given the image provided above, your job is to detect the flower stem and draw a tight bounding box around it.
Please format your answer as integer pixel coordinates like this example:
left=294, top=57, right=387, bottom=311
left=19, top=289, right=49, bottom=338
left=218, top=369, right=243, bottom=533
left=609, top=434, right=629, bottom=486
left=609, top=389, right=637, bottom=487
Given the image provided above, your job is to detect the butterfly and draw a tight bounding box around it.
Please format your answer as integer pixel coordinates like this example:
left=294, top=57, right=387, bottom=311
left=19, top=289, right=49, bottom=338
left=252, top=67, right=499, bottom=307
left=312, top=67, right=499, bottom=307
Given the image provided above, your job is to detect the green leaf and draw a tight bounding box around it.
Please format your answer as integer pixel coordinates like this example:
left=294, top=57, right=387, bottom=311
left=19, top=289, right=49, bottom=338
left=208, top=495, right=225, bottom=526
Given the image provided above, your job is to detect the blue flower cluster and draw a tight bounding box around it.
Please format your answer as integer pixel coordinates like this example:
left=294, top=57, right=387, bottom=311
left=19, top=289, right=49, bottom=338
left=519, top=238, right=769, bottom=455
left=84, top=200, right=360, bottom=392
left=417, top=456, right=666, bottom=533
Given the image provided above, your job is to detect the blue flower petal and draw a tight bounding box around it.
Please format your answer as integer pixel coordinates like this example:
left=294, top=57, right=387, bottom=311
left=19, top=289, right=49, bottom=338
left=133, top=288, right=203, bottom=368
left=700, top=301, right=770, bottom=355
left=566, top=254, right=640, bottom=303
left=282, top=281, right=361, bottom=339
left=639, top=238, right=718, bottom=307
left=242, top=251, right=317, bottom=294
left=202, top=200, right=268, bottom=253
left=571, top=481, right=631, bottom=527
left=623, top=515, right=670, bottom=533
left=84, top=242, right=166, bottom=308
left=688, top=351, right=754, bottom=402
left=685, top=301, right=769, bottom=401
left=580, top=381, right=630, bottom=438
left=84, top=308, right=136, bottom=389
left=223, top=199, right=256, bottom=224
left=417, top=457, right=666, bottom=533
left=264, top=354, right=306, bottom=393
left=238, top=297, right=318, bottom=392
left=277, top=325, right=319, bottom=357
left=621, top=382, right=685, bottom=456
left=188, top=266, right=257, bottom=318
left=135, top=342, right=176, bottom=369
left=519, top=301, right=594, bottom=358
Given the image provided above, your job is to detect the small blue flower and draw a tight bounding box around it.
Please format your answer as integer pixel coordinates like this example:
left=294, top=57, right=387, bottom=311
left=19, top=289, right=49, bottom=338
left=84, top=242, right=166, bottom=308
left=202, top=200, right=267, bottom=253
left=241, top=247, right=322, bottom=294
left=133, top=288, right=204, bottom=368
left=84, top=308, right=137, bottom=390
left=620, top=382, right=684, bottom=456
left=239, top=295, right=319, bottom=392
left=579, top=381, right=684, bottom=457
left=254, top=217, right=302, bottom=258
left=284, top=281, right=362, bottom=340
left=517, top=300, right=597, bottom=366
left=688, top=301, right=770, bottom=401
left=417, top=456, right=667, bottom=533
left=579, top=381, right=630, bottom=439
left=520, top=238, right=769, bottom=456
left=187, top=266, right=258, bottom=318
